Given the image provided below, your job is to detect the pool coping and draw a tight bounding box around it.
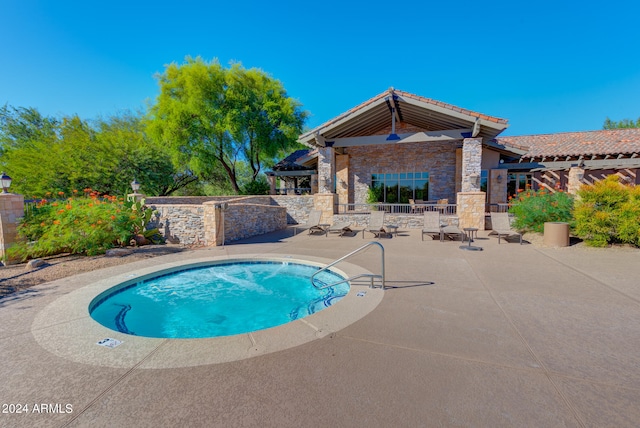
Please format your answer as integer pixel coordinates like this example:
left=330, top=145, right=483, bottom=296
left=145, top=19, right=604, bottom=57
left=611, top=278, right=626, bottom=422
left=30, top=253, right=384, bottom=369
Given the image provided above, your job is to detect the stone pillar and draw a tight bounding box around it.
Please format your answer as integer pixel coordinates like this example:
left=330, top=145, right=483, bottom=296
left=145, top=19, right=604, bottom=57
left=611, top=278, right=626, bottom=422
left=336, top=154, right=349, bottom=207
left=317, top=146, right=335, bottom=193
left=266, top=173, right=276, bottom=195
left=461, top=138, right=482, bottom=192
left=127, top=192, right=146, bottom=203
left=567, top=167, right=585, bottom=196
left=489, top=169, right=508, bottom=204
left=313, top=193, right=337, bottom=223
left=456, top=191, right=486, bottom=230
left=0, top=193, right=24, bottom=264
left=203, top=202, right=223, bottom=246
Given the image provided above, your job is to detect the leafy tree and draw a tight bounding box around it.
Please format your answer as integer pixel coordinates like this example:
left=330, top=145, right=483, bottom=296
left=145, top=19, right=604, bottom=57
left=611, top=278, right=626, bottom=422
left=0, top=107, right=184, bottom=197
left=603, top=117, right=640, bottom=129
left=147, top=57, right=307, bottom=193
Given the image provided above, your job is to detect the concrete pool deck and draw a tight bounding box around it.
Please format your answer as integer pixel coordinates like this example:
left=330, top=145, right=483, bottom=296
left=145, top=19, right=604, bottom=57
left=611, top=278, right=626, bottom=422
left=1, top=228, right=640, bottom=427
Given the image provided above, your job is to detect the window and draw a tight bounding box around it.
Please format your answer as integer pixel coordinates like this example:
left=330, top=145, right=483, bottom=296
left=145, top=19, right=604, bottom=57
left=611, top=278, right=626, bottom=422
left=507, top=173, right=532, bottom=198
left=480, top=170, right=489, bottom=201
left=371, top=172, right=429, bottom=203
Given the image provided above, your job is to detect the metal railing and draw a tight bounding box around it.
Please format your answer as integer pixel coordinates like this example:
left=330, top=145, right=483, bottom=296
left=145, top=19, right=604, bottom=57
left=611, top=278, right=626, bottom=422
left=485, top=203, right=510, bottom=213
left=310, top=241, right=385, bottom=290
left=336, top=203, right=457, bottom=215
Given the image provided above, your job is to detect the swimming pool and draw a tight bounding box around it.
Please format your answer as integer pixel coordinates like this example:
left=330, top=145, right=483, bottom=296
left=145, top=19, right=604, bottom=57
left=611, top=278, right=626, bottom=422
left=89, top=260, right=349, bottom=339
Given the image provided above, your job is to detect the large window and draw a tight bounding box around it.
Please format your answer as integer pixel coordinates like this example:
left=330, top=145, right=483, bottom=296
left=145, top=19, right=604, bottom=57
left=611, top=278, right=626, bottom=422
left=371, top=172, right=429, bottom=203
left=507, top=173, right=532, bottom=198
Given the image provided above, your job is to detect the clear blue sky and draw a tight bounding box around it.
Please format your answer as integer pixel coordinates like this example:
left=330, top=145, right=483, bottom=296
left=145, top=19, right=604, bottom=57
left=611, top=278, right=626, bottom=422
left=2, top=0, right=639, bottom=137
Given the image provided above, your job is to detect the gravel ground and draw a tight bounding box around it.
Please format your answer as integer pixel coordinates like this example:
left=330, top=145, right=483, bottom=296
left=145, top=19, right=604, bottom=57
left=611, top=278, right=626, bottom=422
left=0, top=245, right=187, bottom=299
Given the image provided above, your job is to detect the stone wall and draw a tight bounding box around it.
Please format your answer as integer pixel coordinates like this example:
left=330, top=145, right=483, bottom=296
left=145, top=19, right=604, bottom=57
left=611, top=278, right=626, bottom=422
left=204, top=202, right=287, bottom=244
left=270, top=195, right=314, bottom=224
left=146, top=196, right=234, bottom=205
left=347, top=140, right=458, bottom=205
left=147, top=204, right=206, bottom=246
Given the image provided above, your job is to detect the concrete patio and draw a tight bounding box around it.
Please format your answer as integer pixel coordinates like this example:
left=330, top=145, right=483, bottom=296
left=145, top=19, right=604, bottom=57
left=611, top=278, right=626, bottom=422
left=1, top=228, right=639, bottom=427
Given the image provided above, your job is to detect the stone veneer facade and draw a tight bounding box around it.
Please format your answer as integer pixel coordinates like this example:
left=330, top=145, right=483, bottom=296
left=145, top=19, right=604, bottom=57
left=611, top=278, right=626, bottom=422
left=456, top=191, right=486, bottom=230
left=461, top=138, right=482, bottom=192
left=0, top=193, right=24, bottom=263
left=347, top=140, right=458, bottom=205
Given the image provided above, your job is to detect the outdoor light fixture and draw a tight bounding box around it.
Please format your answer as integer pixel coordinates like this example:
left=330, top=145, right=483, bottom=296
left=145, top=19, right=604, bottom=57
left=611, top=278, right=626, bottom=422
left=469, top=173, right=480, bottom=189
left=496, top=174, right=503, bottom=184
left=130, top=179, right=141, bottom=193
left=0, top=172, right=12, bottom=193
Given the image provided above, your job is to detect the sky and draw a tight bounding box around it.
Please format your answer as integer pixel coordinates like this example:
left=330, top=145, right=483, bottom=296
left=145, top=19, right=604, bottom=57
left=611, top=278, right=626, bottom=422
left=2, top=0, right=640, bottom=137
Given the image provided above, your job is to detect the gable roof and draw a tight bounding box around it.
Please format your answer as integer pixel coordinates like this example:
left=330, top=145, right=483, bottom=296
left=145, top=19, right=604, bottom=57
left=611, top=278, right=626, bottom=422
left=497, top=129, right=640, bottom=160
left=299, top=88, right=509, bottom=146
left=272, top=149, right=316, bottom=171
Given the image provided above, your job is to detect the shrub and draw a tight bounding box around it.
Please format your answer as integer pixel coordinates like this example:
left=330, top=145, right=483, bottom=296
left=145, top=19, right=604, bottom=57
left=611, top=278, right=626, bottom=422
left=9, top=189, right=158, bottom=259
left=574, top=176, right=640, bottom=247
left=509, top=186, right=574, bottom=233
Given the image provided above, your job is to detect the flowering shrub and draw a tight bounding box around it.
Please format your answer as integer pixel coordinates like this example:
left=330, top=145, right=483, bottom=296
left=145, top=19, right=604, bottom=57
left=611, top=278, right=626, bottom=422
left=574, top=176, right=640, bottom=247
left=508, top=186, right=574, bottom=233
left=10, top=189, right=159, bottom=259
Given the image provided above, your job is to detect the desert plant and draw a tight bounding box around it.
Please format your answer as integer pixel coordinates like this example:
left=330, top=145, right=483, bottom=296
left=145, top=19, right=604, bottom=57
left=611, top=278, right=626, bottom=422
left=9, top=189, right=160, bottom=259
left=509, top=186, right=574, bottom=233
left=574, top=176, right=640, bottom=247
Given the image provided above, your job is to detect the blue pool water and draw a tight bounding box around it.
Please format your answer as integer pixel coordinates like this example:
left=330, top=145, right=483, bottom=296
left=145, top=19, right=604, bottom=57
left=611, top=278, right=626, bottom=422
left=89, top=261, right=349, bottom=339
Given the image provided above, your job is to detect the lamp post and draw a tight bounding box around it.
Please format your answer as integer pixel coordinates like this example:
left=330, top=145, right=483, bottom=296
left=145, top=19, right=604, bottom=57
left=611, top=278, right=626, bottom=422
left=0, top=172, right=12, bottom=194
left=0, top=172, right=11, bottom=193
left=130, top=179, right=141, bottom=193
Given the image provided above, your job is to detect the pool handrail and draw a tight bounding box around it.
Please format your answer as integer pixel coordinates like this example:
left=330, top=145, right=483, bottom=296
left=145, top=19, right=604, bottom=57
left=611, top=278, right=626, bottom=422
left=310, top=241, right=385, bottom=290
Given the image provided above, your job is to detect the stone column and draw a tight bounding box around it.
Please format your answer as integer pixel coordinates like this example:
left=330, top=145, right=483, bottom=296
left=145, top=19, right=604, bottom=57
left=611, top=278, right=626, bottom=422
left=336, top=154, right=349, bottom=207
left=266, top=173, right=276, bottom=195
left=313, top=193, right=337, bottom=223
left=203, top=201, right=223, bottom=246
left=489, top=169, right=508, bottom=204
left=317, top=146, right=335, bottom=193
left=567, top=167, right=585, bottom=196
left=461, top=138, right=482, bottom=192
left=127, top=192, right=146, bottom=203
left=0, top=193, right=24, bottom=264
left=456, top=191, right=486, bottom=230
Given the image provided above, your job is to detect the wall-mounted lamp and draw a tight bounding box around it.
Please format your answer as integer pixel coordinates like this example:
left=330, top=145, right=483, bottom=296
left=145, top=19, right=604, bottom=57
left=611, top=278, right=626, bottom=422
left=496, top=174, right=503, bottom=184
left=575, top=171, right=584, bottom=181
left=469, top=173, right=480, bottom=188
left=0, top=172, right=12, bottom=193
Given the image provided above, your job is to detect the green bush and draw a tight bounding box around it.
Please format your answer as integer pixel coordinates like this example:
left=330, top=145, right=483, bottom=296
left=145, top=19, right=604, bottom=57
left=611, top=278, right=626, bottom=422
left=574, top=176, right=640, bottom=247
left=9, top=189, right=158, bottom=259
left=509, top=187, right=574, bottom=233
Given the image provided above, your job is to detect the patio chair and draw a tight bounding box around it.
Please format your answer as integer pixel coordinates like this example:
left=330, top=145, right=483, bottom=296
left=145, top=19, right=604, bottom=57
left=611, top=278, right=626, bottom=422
left=326, top=222, right=353, bottom=237
left=490, top=212, right=523, bottom=244
left=362, top=210, right=389, bottom=239
left=421, top=211, right=443, bottom=241
left=409, top=199, right=425, bottom=214
left=294, top=210, right=328, bottom=236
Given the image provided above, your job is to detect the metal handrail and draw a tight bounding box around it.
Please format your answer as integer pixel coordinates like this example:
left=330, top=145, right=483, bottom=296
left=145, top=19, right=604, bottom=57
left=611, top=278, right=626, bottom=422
left=310, top=241, right=385, bottom=290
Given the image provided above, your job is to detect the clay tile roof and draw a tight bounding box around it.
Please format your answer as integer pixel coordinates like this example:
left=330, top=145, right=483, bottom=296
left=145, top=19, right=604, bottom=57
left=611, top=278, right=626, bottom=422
left=496, top=129, right=640, bottom=159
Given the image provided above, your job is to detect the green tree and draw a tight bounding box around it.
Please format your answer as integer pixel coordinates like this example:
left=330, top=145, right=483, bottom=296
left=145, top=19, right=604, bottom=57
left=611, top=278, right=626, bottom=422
left=147, top=57, right=306, bottom=193
left=603, top=117, right=640, bottom=129
left=0, top=107, right=183, bottom=197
